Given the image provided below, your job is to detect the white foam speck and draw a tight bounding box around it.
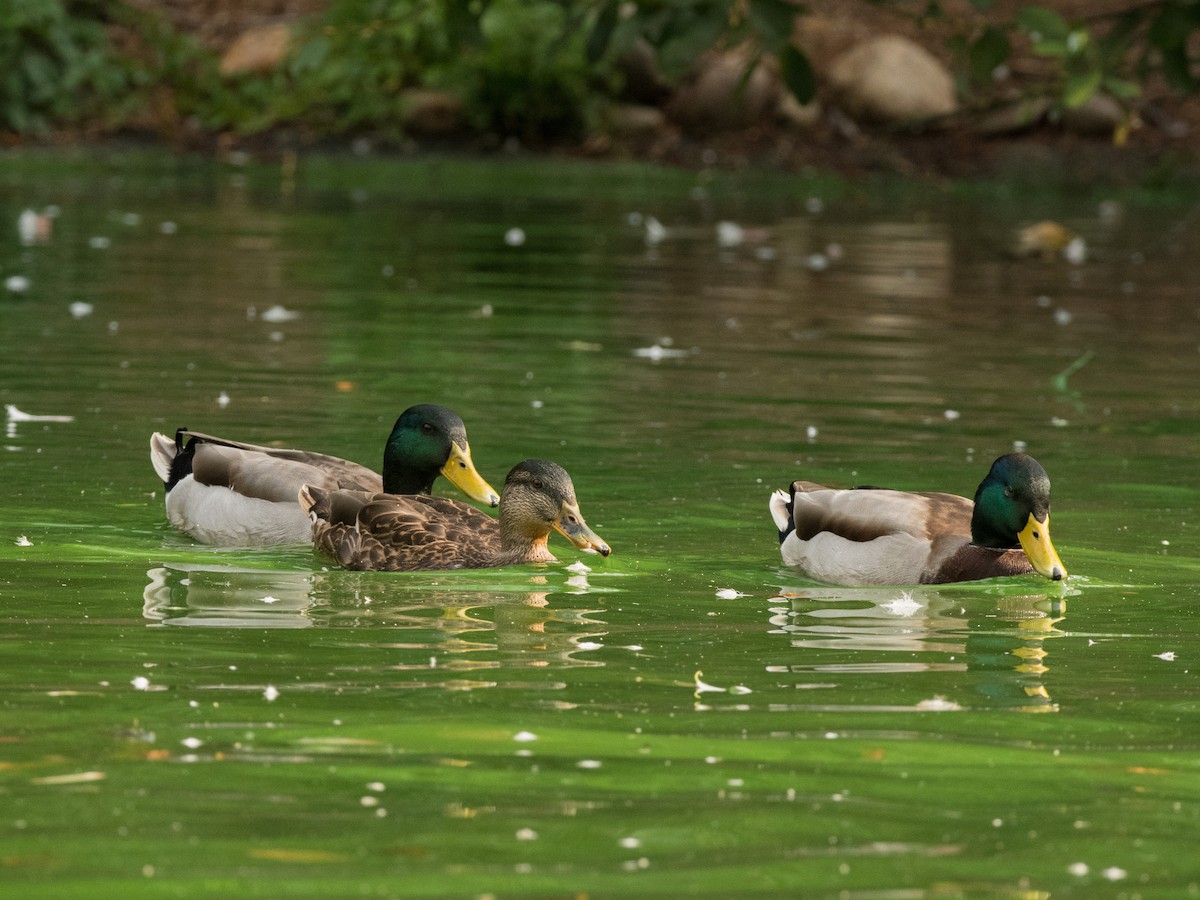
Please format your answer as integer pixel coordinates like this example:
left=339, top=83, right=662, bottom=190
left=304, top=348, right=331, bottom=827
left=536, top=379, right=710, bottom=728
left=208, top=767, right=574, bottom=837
left=263, top=685, right=279, bottom=701
left=260, top=304, right=300, bottom=323
left=513, top=731, right=538, bottom=742
left=715, top=588, right=746, bottom=599
left=883, top=591, right=922, bottom=617
left=1155, top=651, right=1176, bottom=661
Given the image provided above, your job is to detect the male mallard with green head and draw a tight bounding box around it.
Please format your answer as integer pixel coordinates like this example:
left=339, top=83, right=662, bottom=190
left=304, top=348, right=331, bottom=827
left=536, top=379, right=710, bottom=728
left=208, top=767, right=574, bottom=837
left=150, top=404, right=499, bottom=546
left=300, top=458, right=611, bottom=571
left=769, top=453, right=1067, bottom=585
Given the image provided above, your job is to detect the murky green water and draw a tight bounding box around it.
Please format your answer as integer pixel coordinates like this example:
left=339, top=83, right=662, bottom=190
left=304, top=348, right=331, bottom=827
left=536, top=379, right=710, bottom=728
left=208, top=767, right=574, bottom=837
left=2, top=150, right=1199, bottom=897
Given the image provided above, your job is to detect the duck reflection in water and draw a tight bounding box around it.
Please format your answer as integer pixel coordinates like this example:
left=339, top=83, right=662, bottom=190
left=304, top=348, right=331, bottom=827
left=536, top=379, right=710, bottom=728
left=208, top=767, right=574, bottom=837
left=143, top=565, right=610, bottom=674
left=767, top=585, right=1069, bottom=712
left=144, top=564, right=317, bottom=628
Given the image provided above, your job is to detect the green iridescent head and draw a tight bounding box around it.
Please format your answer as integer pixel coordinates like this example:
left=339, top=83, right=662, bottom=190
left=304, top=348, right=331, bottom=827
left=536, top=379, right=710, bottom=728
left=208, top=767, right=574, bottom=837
left=382, top=404, right=499, bottom=506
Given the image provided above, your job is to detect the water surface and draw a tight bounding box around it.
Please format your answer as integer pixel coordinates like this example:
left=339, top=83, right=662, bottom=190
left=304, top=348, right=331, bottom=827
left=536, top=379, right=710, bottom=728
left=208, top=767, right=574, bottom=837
left=2, top=151, right=1198, bottom=897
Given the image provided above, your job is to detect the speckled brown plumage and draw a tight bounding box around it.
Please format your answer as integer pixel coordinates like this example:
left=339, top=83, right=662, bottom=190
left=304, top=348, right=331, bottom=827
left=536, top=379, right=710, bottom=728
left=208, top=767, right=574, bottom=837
left=304, top=489, right=503, bottom=570
left=300, top=459, right=611, bottom=572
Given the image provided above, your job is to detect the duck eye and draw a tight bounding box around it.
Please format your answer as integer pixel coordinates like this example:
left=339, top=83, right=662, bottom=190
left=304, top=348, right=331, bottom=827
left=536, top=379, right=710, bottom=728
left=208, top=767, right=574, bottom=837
left=533, top=479, right=543, bottom=489
left=421, top=423, right=435, bottom=435
left=1004, top=486, right=1014, bottom=499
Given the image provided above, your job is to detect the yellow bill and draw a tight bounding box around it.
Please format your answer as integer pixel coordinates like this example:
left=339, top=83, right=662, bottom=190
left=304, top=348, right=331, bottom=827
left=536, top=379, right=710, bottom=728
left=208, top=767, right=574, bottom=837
left=1017, top=513, right=1066, bottom=581
left=441, top=442, right=500, bottom=507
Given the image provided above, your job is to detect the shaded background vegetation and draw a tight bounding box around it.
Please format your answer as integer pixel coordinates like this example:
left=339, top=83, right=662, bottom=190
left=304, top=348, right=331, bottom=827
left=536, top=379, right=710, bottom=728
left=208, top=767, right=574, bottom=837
left=3, top=1, right=1200, bottom=172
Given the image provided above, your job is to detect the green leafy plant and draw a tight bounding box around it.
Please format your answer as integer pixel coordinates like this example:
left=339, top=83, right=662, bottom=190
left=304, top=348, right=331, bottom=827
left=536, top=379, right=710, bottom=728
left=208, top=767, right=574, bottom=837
left=282, top=0, right=473, bottom=134
left=589, top=0, right=815, bottom=104
left=0, top=0, right=142, bottom=133
left=457, top=0, right=599, bottom=141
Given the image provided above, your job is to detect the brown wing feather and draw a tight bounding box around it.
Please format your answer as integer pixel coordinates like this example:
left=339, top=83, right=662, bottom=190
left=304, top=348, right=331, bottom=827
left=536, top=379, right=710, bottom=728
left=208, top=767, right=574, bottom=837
left=305, top=489, right=500, bottom=571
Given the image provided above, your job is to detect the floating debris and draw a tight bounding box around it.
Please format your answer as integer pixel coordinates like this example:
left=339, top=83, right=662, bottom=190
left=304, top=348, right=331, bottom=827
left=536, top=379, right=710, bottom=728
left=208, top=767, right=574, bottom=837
left=504, top=227, right=526, bottom=247
left=915, top=696, right=962, bottom=711
left=6, top=405, right=74, bottom=423
left=31, top=771, right=106, bottom=786
left=804, top=253, right=830, bottom=272
left=693, top=670, right=725, bottom=695
left=644, top=216, right=667, bottom=245
left=263, top=685, right=280, bottom=701
left=68, top=301, right=94, bottom=319
left=1064, top=236, right=1088, bottom=264
left=632, top=344, right=692, bottom=361
left=1155, top=651, right=1177, bottom=661
left=18, top=209, right=38, bottom=244
left=470, top=304, right=494, bottom=318
left=565, top=562, right=591, bottom=575
left=716, top=221, right=744, bottom=247
left=943, top=409, right=961, bottom=421
left=882, top=591, right=922, bottom=617
left=159, top=221, right=178, bottom=235
left=1015, top=220, right=1074, bottom=258
left=715, top=588, right=747, bottom=599
left=131, top=676, right=152, bottom=691
left=216, top=392, right=230, bottom=408
left=5, top=275, right=30, bottom=293
left=513, top=730, right=538, bottom=743
left=18, top=208, right=53, bottom=245
left=260, top=304, right=300, bottom=323
left=89, top=236, right=111, bottom=250
left=259, top=596, right=281, bottom=604
left=15, top=535, right=32, bottom=547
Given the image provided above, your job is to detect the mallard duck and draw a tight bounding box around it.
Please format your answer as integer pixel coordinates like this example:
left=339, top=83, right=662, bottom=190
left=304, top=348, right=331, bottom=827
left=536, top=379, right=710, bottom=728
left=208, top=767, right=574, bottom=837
left=150, top=404, right=500, bottom=546
left=299, top=458, right=611, bottom=571
left=769, top=453, right=1067, bottom=586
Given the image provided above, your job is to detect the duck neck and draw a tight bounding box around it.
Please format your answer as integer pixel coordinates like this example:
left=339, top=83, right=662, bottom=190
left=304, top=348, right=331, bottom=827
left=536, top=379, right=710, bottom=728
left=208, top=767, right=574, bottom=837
left=381, top=443, right=438, bottom=495
left=496, top=508, right=557, bottom=564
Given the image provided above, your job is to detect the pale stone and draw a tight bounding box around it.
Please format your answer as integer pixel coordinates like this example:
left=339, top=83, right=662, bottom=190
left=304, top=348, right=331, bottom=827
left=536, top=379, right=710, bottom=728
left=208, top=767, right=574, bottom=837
left=219, top=24, right=292, bottom=77
left=827, top=35, right=957, bottom=123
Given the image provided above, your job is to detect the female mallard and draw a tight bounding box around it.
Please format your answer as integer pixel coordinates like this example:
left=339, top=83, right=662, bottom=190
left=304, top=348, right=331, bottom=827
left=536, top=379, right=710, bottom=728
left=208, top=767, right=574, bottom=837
left=769, top=453, right=1067, bottom=586
left=299, top=458, right=611, bottom=571
left=150, top=404, right=499, bottom=546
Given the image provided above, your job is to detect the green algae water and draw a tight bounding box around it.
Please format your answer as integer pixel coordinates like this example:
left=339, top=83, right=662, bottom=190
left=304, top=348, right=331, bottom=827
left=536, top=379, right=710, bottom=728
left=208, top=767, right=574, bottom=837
left=1, top=150, right=1199, bottom=897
